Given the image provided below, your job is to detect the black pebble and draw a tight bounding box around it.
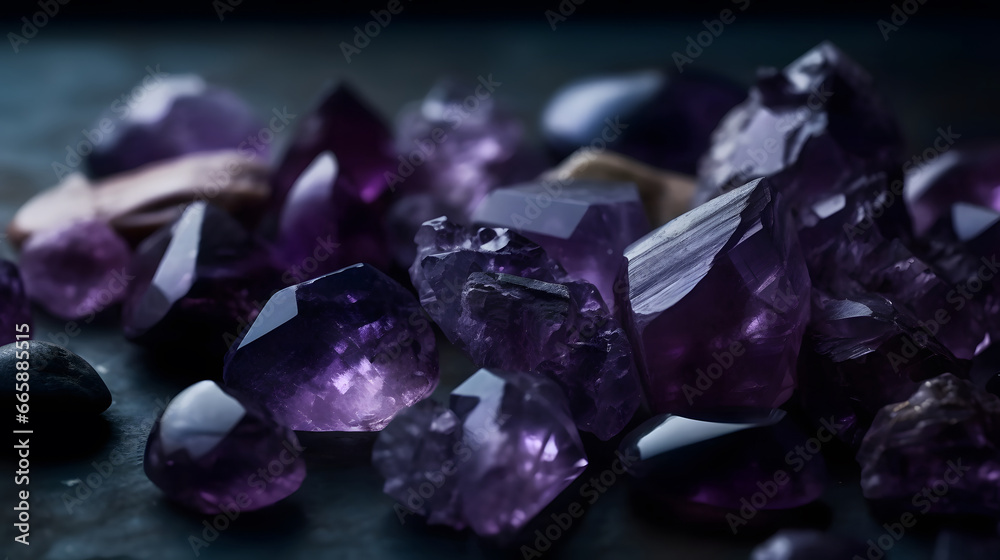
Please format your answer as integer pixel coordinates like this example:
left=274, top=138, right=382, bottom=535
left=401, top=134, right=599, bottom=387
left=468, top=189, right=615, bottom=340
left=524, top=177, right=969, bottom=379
left=1, top=341, right=112, bottom=421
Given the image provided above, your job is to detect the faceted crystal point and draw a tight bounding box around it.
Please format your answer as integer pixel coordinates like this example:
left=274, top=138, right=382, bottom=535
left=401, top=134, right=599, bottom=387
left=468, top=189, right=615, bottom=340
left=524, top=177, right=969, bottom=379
left=857, top=374, right=1000, bottom=516
left=456, top=272, right=641, bottom=439
left=396, top=80, right=542, bottom=219
left=122, top=202, right=281, bottom=359
left=87, top=75, right=265, bottom=179
left=906, top=144, right=1000, bottom=236
left=373, top=368, right=588, bottom=537
left=223, top=264, right=438, bottom=432
left=19, top=221, right=131, bottom=320
left=0, top=260, right=31, bottom=347
left=409, top=217, right=568, bottom=341
left=697, top=42, right=904, bottom=211
left=541, top=69, right=746, bottom=174
left=472, top=179, right=651, bottom=307
left=750, top=529, right=867, bottom=560
left=619, top=409, right=827, bottom=512
left=616, top=178, right=811, bottom=413
left=144, top=380, right=306, bottom=514
left=798, top=291, right=970, bottom=446
left=272, top=83, right=395, bottom=205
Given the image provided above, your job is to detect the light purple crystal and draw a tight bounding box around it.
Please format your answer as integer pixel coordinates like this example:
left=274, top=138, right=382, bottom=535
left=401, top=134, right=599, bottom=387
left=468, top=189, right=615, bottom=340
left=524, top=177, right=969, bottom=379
left=857, top=373, right=1000, bottom=516
left=144, top=380, right=305, bottom=514
left=472, top=179, right=651, bottom=308
left=372, top=368, right=588, bottom=537
left=905, top=144, right=1000, bottom=237
left=87, top=75, right=266, bottom=178
left=456, top=272, right=641, bottom=440
left=223, top=263, right=438, bottom=431
left=19, top=221, right=131, bottom=320
left=616, top=178, right=811, bottom=413
left=0, top=260, right=31, bottom=347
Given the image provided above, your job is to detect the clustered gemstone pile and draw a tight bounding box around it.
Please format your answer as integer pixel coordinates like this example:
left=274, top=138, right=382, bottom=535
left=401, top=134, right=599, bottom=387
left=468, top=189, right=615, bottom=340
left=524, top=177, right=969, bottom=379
left=5, top=41, right=1000, bottom=548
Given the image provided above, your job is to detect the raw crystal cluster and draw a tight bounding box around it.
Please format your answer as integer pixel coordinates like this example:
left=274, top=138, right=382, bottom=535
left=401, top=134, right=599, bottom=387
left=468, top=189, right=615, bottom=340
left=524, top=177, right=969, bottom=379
left=372, top=368, right=588, bottom=537
left=857, top=374, right=1000, bottom=515
left=144, top=380, right=306, bottom=514
left=223, top=264, right=438, bottom=431
left=0, top=260, right=31, bottom=346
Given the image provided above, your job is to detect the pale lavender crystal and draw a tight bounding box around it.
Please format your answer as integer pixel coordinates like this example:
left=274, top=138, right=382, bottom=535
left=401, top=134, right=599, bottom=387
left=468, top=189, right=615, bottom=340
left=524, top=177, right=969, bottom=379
left=857, top=374, right=1000, bottom=516
left=456, top=272, right=641, bottom=440
left=0, top=261, right=31, bottom=347
left=223, top=264, right=438, bottom=431
left=19, top=221, right=131, bottom=320
left=409, top=217, right=567, bottom=341
left=905, top=144, right=1000, bottom=236
left=472, top=179, right=651, bottom=307
left=144, top=380, right=305, bottom=514
left=372, top=368, right=588, bottom=537
left=616, top=179, right=811, bottom=413
left=88, top=75, right=266, bottom=178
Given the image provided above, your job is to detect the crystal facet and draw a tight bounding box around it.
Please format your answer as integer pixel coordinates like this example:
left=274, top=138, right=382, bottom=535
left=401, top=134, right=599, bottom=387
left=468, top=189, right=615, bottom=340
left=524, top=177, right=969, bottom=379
left=0, top=260, right=31, bottom=347
left=905, top=144, right=1000, bottom=237
left=144, top=380, right=305, bottom=514
left=223, top=264, right=438, bottom=431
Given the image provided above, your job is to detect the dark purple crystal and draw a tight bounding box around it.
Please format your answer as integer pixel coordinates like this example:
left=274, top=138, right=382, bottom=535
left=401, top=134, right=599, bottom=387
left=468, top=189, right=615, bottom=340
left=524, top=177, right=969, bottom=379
left=0, top=260, right=31, bottom=347
left=223, top=264, right=438, bottom=431
left=144, top=380, right=306, bottom=514
left=905, top=144, right=1000, bottom=237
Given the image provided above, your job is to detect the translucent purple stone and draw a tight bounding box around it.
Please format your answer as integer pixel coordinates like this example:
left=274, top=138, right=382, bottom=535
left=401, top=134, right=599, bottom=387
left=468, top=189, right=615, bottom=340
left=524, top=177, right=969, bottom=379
left=122, top=202, right=281, bottom=358
left=750, top=530, right=866, bottom=560
left=0, top=260, right=31, bottom=346
left=372, top=368, right=588, bottom=537
left=19, top=221, right=131, bottom=320
left=144, top=380, right=305, bottom=514
left=223, top=264, right=438, bottom=432
left=472, top=179, right=651, bottom=308
left=87, top=75, right=266, bottom=178
left=615, top=179, right=811, bottom=413
left=619, top=409, right=827, bottom=514
left=456, top=272, right=641, bottom=440
left=541, top=69, right=746, bottom=174
left=906, top=144, right=1000, bottom=237
left=409, top=217, right=567, bottom=342
left=857, top=374, right=1000, bottom=516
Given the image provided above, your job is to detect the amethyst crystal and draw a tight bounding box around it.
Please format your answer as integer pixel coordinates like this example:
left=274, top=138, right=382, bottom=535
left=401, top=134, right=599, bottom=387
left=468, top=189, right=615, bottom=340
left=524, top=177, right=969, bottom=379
left=372, top=368, right=588, bottom=537
left=750, top=530, right=866, bottom=560
left=395, top=80, right=542, bottom=219
left=87, top=75, right=266, bottom=178
left=905, top=144, right=1000, bottom=237
left=223, top=264, right=438, bottom=432
left=798, top=290, right=970, bottom=446
left=619, top=409, right=827, bottom=518
left=272, top=83, right=395, bottom=205
left=541, top=69, right=746, bottom=174
left=144, top=380, right=306, bottom=514
left=857, top=374, right=1000, bottom=516
left=19, top=221, right=131, bottom=320
left=0, top=260, right=31, bottom=346
left=409, top=217, right=567, bottom=341
left=615, top=179, right=811, bottom=413
left=122, top=202, right=281, bottom=358
left=456, top=272, right=641, bottom=439
left=472, top=179, right=651, bottom=307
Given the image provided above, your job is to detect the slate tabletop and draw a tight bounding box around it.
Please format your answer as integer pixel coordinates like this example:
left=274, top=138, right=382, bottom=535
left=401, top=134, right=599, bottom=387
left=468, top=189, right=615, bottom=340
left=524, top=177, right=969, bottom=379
left=1, top=17, right=999, bottom=560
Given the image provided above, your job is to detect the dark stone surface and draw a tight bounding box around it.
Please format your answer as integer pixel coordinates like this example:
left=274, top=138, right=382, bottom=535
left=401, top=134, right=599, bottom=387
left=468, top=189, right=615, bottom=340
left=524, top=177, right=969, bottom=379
left=0, top=341, right=112, bottom=420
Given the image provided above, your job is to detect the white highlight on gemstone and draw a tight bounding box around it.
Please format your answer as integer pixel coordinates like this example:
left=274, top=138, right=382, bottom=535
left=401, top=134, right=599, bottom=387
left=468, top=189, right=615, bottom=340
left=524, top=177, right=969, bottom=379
left=130, top=75, right=207, bottom=125
left=159, top=380, right=246, bottom=459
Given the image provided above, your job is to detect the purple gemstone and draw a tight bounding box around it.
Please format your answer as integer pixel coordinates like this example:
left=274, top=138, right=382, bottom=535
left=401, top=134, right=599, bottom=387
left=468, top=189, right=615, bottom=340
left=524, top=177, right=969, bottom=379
left=619, top=409, right=827, bottom=512
left=223, top=264, right=438, bottom=431
left=275, top=151, right=390, bottom=279
left=19, top=221, right=131, bottom=320
left=615, top=178, right=811, bottom=413
left=0, top=261, right=31, bottom=347
left=122, top=202, right=281, bottom=358
left=472, top=179, right=651, bottom=308
left=541, top=69, right=746, bottom=174
left=409, top=217, right=568, bottom=342
left=87, top=75, right=266, bottom=178
left=857, top=373, right=1000, bottom=516
left=456, top=272, right=641, bottom=440
left=750, top=530, right=866, bottom=560
left=906, top=144, right=1000, bottom=237
left=799, top=290, right=970, bottom=446
left=372, top=368, right=588, bottom=537
left=272, top=83, right=395, bottom=205
left=395, top=80, right=542, bottom=220
left=144, top=380, right=305, bottom=514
